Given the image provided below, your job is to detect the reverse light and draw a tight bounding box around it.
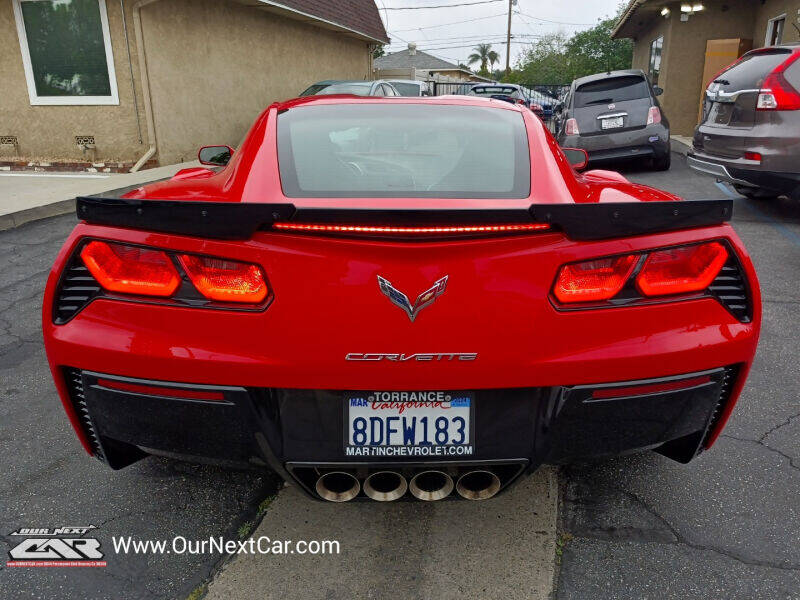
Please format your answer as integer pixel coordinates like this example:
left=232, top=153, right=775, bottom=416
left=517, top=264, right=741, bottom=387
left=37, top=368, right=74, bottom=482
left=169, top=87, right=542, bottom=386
left=272, top=222, right=551, bottom=235
left=636, top=242, right=728, bottom=297
left=554, top=254, right=638, bottom=303
left=647, top=106, right=662, bottom=125
left=757, top=53, right=800, bottom=111
left=178, top=255, right=268, bottom=303
left=80, top=240, right=180, bottom=297
left=564, top=118, right=579, bottom=136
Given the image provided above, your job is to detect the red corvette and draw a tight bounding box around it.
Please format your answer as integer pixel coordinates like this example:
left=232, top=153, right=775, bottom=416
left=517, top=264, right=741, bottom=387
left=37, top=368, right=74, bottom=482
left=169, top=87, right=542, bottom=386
left=42, top=96, right=760, bottom=502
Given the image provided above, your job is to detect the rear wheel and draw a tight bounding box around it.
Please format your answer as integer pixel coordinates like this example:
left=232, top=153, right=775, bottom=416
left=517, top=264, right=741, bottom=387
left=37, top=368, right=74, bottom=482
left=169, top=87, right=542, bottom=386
left=652, top=152, right=671, bottom=171
left=732, top=184, right=779, bottom=200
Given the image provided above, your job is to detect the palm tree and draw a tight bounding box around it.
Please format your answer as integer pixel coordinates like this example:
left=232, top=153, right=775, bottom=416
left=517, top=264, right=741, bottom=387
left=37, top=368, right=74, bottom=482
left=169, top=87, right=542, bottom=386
left=467, top=43, right=500, bottom=75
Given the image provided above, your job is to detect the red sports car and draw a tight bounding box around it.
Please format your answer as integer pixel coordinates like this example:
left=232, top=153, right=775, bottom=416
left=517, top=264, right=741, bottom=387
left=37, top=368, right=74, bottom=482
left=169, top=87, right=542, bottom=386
left=43, top=95, right=760, bottom=503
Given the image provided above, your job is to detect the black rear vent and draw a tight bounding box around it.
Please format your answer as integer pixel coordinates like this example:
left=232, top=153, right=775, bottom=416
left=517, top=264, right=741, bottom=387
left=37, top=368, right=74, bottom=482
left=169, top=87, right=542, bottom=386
left=54, top=254, right=101, bottom=324
left=700, top=364, right=739, bottom=451
left=709, top=253, right=751, bottom=322
left=63, top=367, right=105, bottom=462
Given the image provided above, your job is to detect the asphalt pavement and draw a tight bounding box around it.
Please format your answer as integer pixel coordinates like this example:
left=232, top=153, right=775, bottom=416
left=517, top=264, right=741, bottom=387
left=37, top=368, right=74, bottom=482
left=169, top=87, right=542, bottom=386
left=1, top=153, right=798, bottom=600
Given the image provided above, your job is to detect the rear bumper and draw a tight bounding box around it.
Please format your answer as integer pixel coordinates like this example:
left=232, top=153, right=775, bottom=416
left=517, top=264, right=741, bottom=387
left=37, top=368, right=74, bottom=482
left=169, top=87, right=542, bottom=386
left=60, top=366, right=741, bottom=500
left=560, top=124, right=670, bottom=161
left=688, top=152, right=800, bottom=198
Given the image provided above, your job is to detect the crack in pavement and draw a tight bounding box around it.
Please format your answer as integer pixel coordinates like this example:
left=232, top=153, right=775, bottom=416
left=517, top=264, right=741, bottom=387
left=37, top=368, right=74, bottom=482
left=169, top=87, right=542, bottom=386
left=757, top=411, right=800, bottom=444
left=721, top=433, right=800, bottom=471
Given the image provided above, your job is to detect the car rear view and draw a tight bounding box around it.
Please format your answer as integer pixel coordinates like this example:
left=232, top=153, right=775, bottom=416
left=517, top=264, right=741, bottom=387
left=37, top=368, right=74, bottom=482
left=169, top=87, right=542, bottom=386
left=688, top=45, right=800, bottom=200
left=42, top=96, right=760, bottom=503
left=558, top=70, right=670, bottom=169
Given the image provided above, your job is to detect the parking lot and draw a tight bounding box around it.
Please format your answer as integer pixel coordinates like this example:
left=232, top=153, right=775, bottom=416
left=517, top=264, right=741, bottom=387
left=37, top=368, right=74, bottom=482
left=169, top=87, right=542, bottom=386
left=1, top=153, right=798, bottom=599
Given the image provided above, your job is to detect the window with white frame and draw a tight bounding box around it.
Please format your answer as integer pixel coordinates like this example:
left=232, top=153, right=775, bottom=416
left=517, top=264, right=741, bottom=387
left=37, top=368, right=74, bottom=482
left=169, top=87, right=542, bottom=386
left=12, top=0, right=119, bottom=105
left=649, top=36, right=663, bottom=86
left=766, top=15, right=786, bottom=46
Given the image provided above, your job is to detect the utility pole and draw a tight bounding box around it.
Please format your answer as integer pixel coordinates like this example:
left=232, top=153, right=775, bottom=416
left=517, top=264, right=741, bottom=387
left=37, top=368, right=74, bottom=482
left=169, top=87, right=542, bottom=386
left=505, top=0, right=514, bottom=77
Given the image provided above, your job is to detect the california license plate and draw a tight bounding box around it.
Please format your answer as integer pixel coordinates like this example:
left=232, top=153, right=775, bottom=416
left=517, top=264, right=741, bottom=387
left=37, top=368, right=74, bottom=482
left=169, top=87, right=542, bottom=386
left=344, top=391, right=474, bottom=458
left=601, top=116, right=624, bottom=129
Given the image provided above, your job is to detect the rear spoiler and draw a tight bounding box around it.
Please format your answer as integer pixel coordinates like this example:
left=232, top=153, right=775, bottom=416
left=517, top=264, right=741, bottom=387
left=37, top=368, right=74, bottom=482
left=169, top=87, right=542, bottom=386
left=75, top=196, right=732, bottom=241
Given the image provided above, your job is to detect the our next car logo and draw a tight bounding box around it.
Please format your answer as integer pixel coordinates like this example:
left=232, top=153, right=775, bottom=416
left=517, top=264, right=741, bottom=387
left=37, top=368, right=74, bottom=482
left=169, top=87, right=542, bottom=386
left=6, top=526, right=105, bottom=567
left=377, top=274, right=448, bottom=322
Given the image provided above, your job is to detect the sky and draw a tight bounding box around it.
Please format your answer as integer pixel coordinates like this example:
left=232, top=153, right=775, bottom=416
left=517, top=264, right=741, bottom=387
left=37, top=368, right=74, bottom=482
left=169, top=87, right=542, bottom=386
left=378, top=0, right=624, bottom=70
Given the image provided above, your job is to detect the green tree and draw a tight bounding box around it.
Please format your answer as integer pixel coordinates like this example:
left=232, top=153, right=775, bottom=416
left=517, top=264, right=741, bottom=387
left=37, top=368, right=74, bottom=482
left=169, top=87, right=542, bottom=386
left=467, top=43, right=500, bottom=76
left=373, top=45, right=385, bottom=59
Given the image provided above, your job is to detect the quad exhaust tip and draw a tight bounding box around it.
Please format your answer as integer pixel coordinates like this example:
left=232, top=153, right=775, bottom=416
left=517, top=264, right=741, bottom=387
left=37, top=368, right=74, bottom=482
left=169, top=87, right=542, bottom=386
left=315, top=471, right=360, bottom=502
left=363, top=471, right=408, bottom=502
left=409, top=470, right=454, bottom=501
left=456, top=470, right=501, bottom=500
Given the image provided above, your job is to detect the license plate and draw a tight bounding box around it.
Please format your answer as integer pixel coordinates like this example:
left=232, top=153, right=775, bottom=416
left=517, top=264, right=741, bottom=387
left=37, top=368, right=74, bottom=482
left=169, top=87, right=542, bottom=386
left=344, top=391, right=474, bottom=458
left=601, top=116, right=624, bottom=129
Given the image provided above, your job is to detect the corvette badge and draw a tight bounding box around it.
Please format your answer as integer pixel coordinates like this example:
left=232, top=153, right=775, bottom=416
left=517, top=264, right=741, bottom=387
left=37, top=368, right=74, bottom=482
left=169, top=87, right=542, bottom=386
left=377, top=275, right=448, bottom=322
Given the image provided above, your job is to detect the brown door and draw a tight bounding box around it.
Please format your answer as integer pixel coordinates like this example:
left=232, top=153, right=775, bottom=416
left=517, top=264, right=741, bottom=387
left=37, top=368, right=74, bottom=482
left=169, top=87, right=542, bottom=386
left=697, top=39, right=753, bottom=124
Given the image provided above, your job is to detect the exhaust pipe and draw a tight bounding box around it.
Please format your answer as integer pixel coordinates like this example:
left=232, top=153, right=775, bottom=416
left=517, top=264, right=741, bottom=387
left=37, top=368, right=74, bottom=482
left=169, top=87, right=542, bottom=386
left=315, top=471, right=360, bottom=502
left=363, top=471, right=407, bottom=502
left=456, top=470, right=501, bottom=500
left=409, top=470, right=454, bottom=501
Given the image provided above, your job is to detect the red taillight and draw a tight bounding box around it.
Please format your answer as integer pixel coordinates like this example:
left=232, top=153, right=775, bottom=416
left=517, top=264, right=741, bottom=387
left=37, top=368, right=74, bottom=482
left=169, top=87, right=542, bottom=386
left=80, top=240, right=180, bottom=297
left=757, top=53, right=800, bottom=111
left=178, top=255, right=268, bottom=303
left=591, top=375, right=712, bottom=400
left=647, top=106, right=661, bottom=125
left=565, top=118, right=579, bottom=136
left=636, top=242, right=728, bottom=297
left=744, top=151, right=762, bottom=162
left=272, top=222, right=551, bottom=235
left=96, top=378, right=225, bottom=401
left=554, top=254, right=638, bottom=303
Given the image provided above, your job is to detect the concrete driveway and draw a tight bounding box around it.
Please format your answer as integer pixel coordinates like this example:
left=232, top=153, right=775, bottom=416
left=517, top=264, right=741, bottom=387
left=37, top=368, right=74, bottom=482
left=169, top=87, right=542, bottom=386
left=1, top=153, right=798, bottom=600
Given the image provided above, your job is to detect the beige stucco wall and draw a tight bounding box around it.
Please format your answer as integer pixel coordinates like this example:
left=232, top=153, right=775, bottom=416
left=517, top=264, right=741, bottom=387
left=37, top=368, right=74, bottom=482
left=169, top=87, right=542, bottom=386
left=1, top=0, right=372, bottom=164
left=142, top=0, right=371, bottom=164
left=0, top=0, right=143, bottom=161
left=753, top=0, right=800, bottom=45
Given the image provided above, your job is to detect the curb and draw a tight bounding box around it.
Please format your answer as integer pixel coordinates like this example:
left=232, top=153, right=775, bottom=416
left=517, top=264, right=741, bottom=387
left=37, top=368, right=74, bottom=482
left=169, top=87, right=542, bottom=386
left=0, top=199, right=75, bottom=232
left=670, top=136, right=692, bottom=157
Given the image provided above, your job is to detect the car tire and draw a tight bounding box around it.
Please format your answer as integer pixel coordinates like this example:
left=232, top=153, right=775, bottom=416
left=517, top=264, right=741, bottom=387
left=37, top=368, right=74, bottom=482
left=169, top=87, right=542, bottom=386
left=652, top=152, right=671, bottom=171
left=732, top=184, right=779, bottom=200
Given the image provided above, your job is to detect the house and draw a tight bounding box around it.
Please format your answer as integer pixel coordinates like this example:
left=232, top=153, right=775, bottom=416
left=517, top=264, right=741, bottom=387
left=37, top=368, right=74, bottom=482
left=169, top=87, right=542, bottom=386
left=374, top=43, right=493, bottom=85
left=0, top=0, right=388, bottom=171
left=612, top=0, right=800, bottom=136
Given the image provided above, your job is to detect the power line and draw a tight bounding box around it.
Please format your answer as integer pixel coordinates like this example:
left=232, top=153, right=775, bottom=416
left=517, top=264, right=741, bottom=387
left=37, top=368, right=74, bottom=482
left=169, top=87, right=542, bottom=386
left=514, top=10, right=594, bottom=27
left=392, top=11, right=508, bottom=31
left=382, top=0, right=503, bottom=10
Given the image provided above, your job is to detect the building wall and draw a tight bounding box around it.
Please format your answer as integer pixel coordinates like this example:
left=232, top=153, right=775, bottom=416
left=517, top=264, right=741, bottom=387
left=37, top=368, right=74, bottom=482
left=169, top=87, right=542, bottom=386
left=1, top=0, right=372, bottom=164
left=142, top=0, right=371, bottom=164
left=753, top=0, right=800, bottom=46
left=0, top=0, right=142, bottom=162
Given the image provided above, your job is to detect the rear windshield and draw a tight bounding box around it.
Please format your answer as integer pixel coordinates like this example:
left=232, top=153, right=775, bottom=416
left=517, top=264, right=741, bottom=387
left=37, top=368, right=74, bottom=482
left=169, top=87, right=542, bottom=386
left=714, top=50, right=791, bottom=90
left=574, top=76, right=650, bottom=107
left=299, top=83, right=329, bottom=97
left=469, top=86, right=523, bottom=98
left=317, top=83, right=372, bottom=96
left=277, top=104, right=530, bottom=198
left=391, top=82, right=421, bottom=96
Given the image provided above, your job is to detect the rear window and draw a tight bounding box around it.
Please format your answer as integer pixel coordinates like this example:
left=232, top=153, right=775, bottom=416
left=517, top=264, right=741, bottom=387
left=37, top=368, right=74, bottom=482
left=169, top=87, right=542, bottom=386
left=715, top=50, right=792, bottom=90
left=391, top=82, right=421, bottom=96
left=574, top=76, right=650, bottom=107
left=299, top=83, right=329, bottom=97
left=469, top=86, right=523, bottom=99
left=277, top=104, right=530, bottom=198
left=317, top=83, right=372, bottom=96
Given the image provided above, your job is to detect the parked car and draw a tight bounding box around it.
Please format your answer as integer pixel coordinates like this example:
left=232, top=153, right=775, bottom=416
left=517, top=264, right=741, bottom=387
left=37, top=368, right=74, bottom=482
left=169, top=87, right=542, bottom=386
left=466, top=83, right=544, bottom=118
left=43, top=95, right=760, bottom=503
left=299, top=80, right=400, bottom=97
left=555, top=69, right=671, bottom=170
left=386, top=79, right=432, bottom=97
left=688, top=44, right=800, bottom=200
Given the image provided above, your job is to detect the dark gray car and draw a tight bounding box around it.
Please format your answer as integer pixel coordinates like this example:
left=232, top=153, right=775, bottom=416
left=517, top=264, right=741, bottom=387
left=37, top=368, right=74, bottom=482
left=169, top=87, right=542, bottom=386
left=688, top=44, right=800, bottom=200
left=555, top=69, right=671, bottom=170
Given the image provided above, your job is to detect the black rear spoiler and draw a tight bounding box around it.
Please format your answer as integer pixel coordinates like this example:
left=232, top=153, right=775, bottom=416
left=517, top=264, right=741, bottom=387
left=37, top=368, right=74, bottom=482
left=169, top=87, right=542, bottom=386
left=75, top=196, right=732, bottom=241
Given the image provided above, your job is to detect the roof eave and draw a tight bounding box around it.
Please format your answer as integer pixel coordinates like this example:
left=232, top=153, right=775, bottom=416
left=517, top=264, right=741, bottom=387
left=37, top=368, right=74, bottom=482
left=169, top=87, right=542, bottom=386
left=611, top=0, right=647, bottom=39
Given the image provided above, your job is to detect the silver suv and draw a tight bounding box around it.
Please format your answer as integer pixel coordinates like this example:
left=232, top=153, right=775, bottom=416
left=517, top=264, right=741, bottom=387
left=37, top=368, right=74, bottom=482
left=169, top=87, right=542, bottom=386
left=688, top=44, right=800, bottom=200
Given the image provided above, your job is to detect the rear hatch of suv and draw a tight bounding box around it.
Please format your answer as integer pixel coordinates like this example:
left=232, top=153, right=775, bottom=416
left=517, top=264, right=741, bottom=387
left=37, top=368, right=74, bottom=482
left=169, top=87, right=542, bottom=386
left=573, top=75, right=653, bottom=135
left=695, top=48, right=794, bottom=158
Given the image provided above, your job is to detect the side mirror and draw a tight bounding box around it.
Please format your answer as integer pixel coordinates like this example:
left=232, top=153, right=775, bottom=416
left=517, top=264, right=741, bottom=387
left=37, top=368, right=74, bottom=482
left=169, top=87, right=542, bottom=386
left=653, top=86, right=664, bottom=96
left=562, top=148, right=588, bottom=171
left=198, top=145, right=234, bottom=166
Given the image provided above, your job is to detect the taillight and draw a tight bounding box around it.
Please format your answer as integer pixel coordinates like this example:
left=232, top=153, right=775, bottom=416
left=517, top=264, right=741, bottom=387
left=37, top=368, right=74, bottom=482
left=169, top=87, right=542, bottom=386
left=744, top=151, right=762, bottom=162
left=757, top=53, right=800, bottom=111
left=178, top=255, right=267, bottom=303
left=647, top=106, right=661, bottom=125
left=636, top=242, right=728, bottom=297
left=554, top=254, right=638, bottom=303
left=80, top=240, right=180, bottom=297
left=565, top=118, right=579, bottom=136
